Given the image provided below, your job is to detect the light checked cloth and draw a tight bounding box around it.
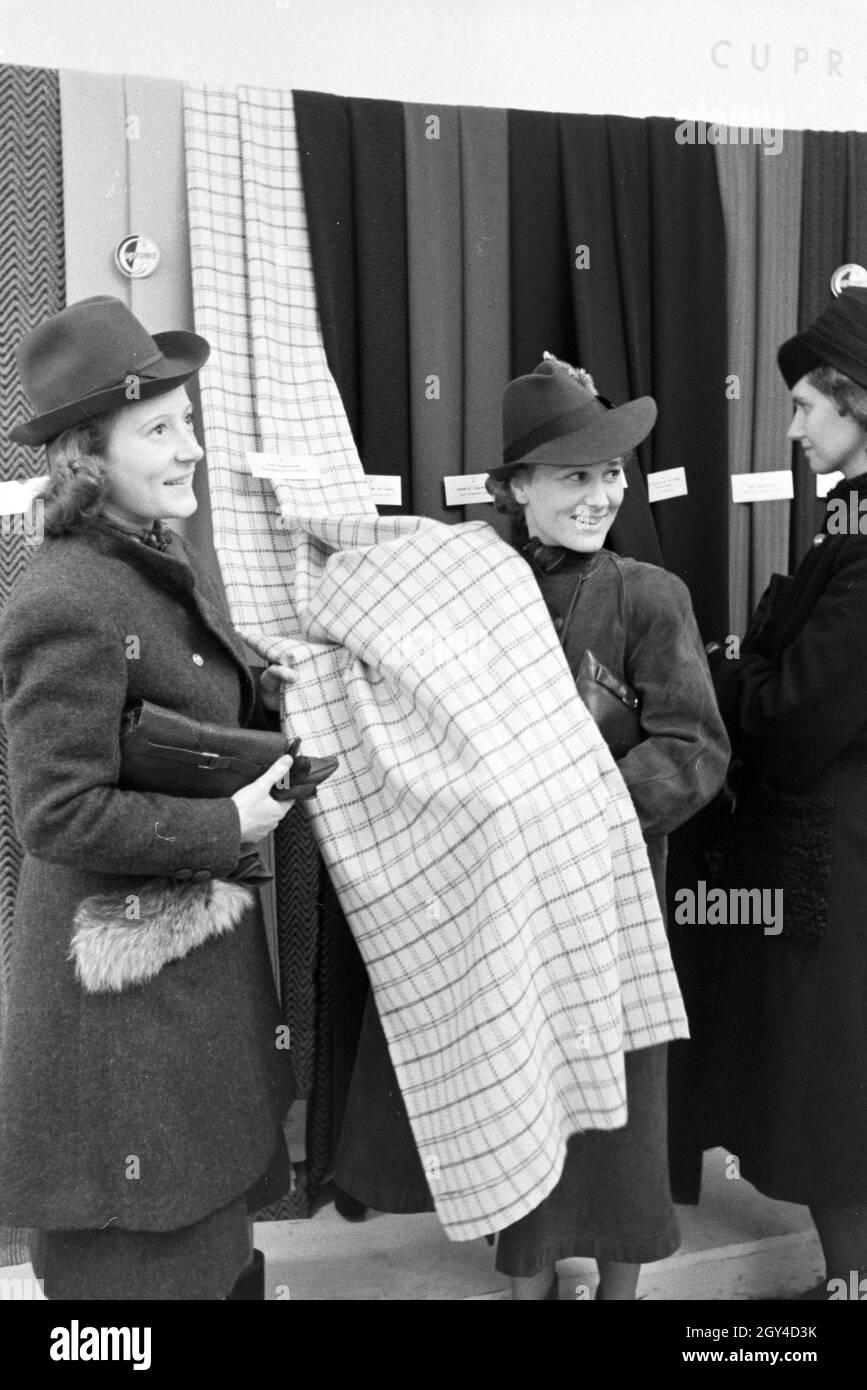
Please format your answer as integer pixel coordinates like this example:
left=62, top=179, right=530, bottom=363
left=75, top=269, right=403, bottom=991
left=183, top=85, right=688, bottom=1240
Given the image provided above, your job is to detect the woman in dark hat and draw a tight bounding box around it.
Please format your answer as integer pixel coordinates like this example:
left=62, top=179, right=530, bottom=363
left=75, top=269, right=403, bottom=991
left=702, top=284, right=867, bottom=1298
left=0, top=296, right=298, bottom=1299
left=484, top=355, right=730, bottom=1299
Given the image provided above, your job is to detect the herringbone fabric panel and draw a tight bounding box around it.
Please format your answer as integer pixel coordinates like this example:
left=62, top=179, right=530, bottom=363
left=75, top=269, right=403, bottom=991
left=273, top=810, right=320, bottom=1100
left=0, top=60, right=65, bottom=1274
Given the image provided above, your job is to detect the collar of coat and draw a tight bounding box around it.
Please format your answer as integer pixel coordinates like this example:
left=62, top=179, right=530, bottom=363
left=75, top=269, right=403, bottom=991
left=72, top=518, right=258, bottom=723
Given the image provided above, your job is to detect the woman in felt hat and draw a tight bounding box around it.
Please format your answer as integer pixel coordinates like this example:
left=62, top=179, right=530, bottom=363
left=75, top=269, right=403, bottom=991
left=0, top=296, right=299, bottom=1299
left=702, top=283, right=867, bottom=1298
left=487, top=355, right=730, bottom=1299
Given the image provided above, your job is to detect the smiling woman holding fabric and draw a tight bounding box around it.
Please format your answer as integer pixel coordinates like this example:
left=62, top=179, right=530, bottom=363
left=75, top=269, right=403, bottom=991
left=0, top=297, right=298, bottom=1300
left=486, top=357, right=730, bottom=1300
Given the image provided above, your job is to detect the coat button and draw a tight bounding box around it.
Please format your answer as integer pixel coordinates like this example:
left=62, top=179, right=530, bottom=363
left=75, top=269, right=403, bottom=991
left=192, top=653, right=204, bottom=666
left=191, top=869, right=211, bottom=884
left=173, top=868, right=193, bottom=881
left=812, top=533, right=826, bottom=546
left=553, top=617, right=564, bottom=632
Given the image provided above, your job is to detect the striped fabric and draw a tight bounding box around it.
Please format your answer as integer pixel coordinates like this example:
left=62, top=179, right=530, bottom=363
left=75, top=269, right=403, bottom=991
left=715, top=136, right=805, bottom=631
left=183, top=83, right=687, bottom=1241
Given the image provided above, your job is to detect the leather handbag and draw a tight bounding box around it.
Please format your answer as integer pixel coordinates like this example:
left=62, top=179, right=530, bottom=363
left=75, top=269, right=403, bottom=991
left=575, top=649, right=643, bottom=760
left=119, top=700, right=339, bottom=801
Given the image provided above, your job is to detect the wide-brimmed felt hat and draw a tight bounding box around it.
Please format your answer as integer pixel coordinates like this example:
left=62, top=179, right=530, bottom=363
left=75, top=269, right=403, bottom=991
left=10, top=296, right=210, bottom=446
left=488, top=354, right=657, bottom=479
left=778, top=286, right=867, bottom=391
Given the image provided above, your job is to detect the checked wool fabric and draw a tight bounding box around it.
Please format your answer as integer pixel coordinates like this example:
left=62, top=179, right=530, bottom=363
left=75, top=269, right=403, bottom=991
left=183, top=84, right=687, bottom=1240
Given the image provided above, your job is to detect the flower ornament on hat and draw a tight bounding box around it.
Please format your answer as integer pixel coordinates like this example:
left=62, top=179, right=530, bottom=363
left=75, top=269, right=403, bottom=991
left=488, top=352, right=657, bottom=480
left=778, top=275, right=867, bottom=392
left=10, top=296, right=210, bottom=447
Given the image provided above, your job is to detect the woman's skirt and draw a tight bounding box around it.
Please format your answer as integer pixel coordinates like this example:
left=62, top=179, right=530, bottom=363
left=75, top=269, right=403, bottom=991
left=495, top=1044, right=679, bottom=1275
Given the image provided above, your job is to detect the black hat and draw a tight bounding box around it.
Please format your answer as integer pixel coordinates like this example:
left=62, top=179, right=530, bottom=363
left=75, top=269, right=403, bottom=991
left=10, top=296, right=210, bottom=446
left=488, top=355, right=656, bottom=480
left=778, top=286, right=867, bottom=391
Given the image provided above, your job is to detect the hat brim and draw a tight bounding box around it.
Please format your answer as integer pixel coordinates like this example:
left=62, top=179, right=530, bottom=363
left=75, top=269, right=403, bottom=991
left=488, top=397, right=657, bottom=479
left=9, top=329, right=210, bottom=447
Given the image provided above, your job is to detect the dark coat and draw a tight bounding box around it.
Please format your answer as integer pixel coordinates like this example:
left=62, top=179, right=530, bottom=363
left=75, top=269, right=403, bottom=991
left=0, top=520, right=295, bottom=1231
left=703, top=472, right=867, bottom=1205
left=534, top=548, right=730, bottom=909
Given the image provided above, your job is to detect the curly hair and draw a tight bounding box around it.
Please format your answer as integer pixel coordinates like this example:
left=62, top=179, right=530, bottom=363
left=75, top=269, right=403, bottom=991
left=485, top=466, right=535, bottom=515
left=38, top=416, right=112, bottom=536
left=807, top=363, right=867, bottom=432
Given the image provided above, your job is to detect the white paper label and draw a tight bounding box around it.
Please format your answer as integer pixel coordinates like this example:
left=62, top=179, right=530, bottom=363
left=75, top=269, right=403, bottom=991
left=443, top=473, right=494, bottom=506
left=816, top=471, right=844, bottom=498
left=366, top=474, right=402, bottom=505
left=731, top=470, right=794, bottom=503
left=647, top=467, right=688, bottom=503
left=246, top=451, right=320, bottom=480
left=0, top=476, right=48, bottom=514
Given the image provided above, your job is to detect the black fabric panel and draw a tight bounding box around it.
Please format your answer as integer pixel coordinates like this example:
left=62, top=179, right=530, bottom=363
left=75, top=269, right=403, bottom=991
left=348, top=97, right=411, bottom=512
left=559, top=112, right=662, bottom=566
left=791, top=131, right=848, bottom=569
left=508, top=110, right=577, bottom=377
left=646, top=117, right=729, bottom=640
left=643, top=119, right=730, bottom=1204
left=293, top=90, right=359, bottom=437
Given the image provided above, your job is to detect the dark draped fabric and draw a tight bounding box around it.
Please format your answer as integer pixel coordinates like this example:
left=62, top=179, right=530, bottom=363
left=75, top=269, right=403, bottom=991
left=508, top=110, right=577, bottom=378
left=294, top=89, right=411, bottom=513
left=646, top=118, right=730, bottom=640
left=0, top=61, right=65, bottom=1268
left=350, top=98, right=412, bottom=505
left=645, top=119, right=731, bottom=1201
left=559, top=113, right=662, bottom=567
left=791, top=132, right=849, bottom=569
left=293, top=90, right=359, bottom=437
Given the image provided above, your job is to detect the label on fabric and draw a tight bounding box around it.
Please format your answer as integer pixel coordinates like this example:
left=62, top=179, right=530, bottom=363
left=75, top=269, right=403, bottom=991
left=816, top=471, right=844, bottom=498
left=0, top=477, right=48, bottom=513
left=646, top=467, right=688, bottom=503
left=365, top=474, right=402, bottom=505
left=731, top=470, right=794, bottom=503
left=443, top=474, right=494, bottom=506
left=246, top=451, right=320, bottom=480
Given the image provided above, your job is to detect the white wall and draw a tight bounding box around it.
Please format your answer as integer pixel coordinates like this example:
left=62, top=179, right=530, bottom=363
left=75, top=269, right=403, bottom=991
left=1, top=0, right=867, bottom=130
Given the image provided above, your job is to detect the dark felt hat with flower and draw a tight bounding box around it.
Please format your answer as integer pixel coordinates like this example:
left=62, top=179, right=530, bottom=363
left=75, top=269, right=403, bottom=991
left=488, top=353, right=657, bottom=480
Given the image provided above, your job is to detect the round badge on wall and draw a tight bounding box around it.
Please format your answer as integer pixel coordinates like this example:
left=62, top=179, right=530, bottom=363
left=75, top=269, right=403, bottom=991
left=114, top=234, right=162, bottom=280
left=830, top=263, right=867, bottom=297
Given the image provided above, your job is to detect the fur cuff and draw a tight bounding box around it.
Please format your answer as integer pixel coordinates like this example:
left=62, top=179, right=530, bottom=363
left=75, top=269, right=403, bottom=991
left=70, top=877, right=255, bottom=993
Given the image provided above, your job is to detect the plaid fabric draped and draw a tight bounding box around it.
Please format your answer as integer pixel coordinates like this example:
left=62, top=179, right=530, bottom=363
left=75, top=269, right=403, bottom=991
left=183, top=83, right=687, bottom=1241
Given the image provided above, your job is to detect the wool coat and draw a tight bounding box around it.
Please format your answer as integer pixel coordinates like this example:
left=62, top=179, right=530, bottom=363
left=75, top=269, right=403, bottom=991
left=532, top=548, right=730, bottom=909
left=0, top=519, right=295, bottom=1232
left=703, top=471, right=867, bottom=1206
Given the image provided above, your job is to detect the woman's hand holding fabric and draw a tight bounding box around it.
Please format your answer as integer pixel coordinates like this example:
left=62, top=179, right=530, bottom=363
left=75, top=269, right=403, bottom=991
left=260, top=661, right=297, bottom=711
